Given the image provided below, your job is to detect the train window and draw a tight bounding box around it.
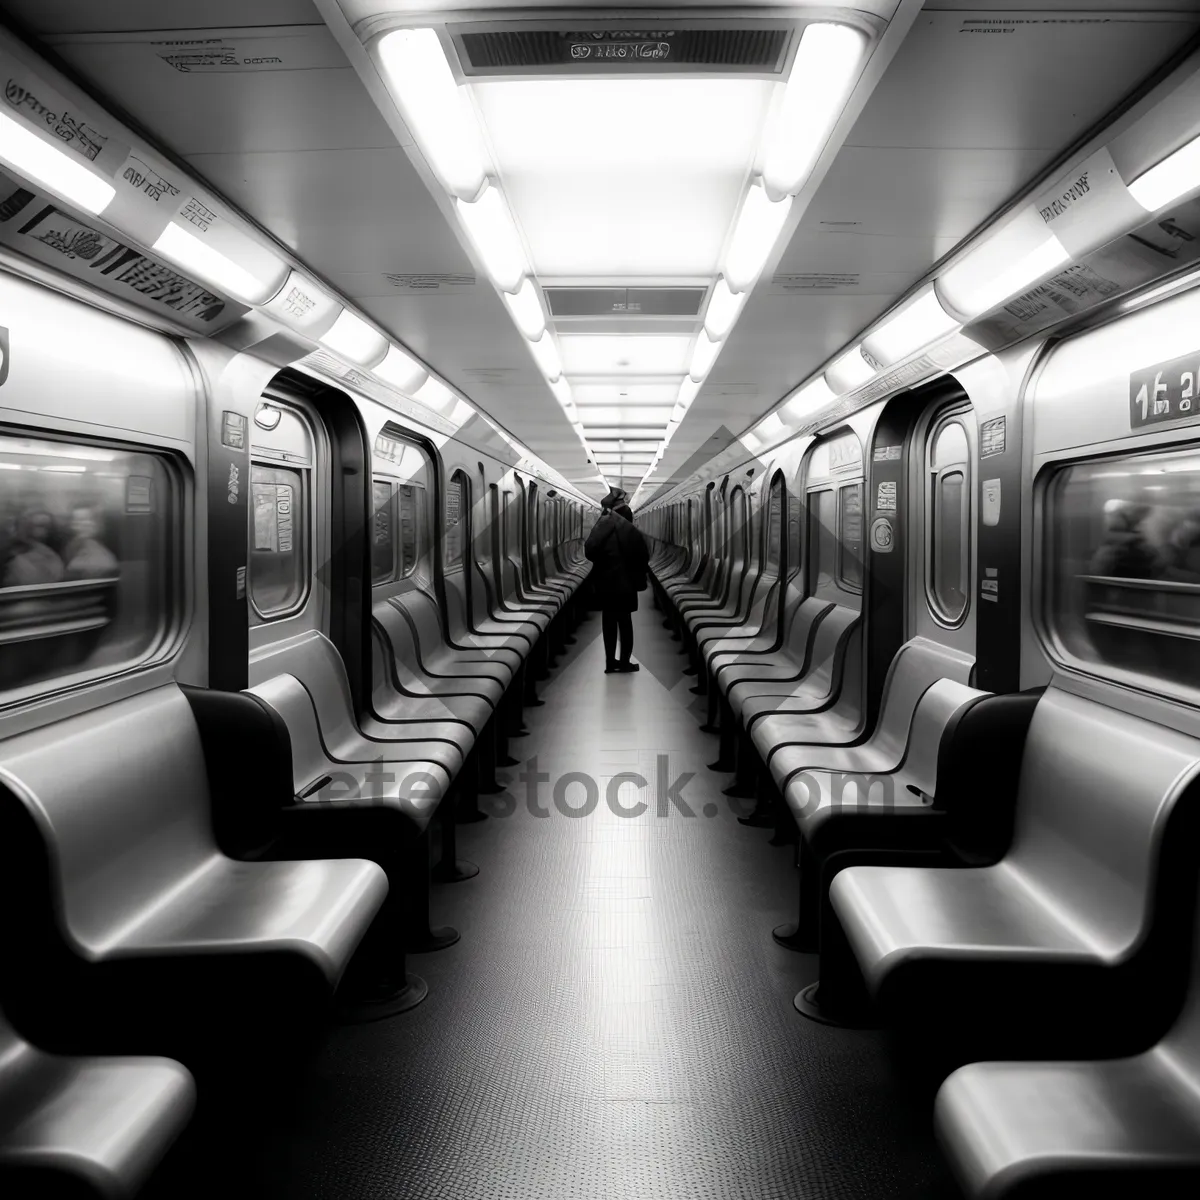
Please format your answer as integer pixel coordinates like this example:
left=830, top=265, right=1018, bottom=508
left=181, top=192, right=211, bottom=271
left=838, top=483, right=864, bottom=592
left=0, top=433, right=177, bottom=702
left=249, top=464, right=307, bottom=617
left=399, top=485, right=423, bottom=577
left=807, top=488, right=837, bottom=594
left=371, top=480, right=395, bottom=584
left=927, top=417, right=971, bottom=624
left=765, top=478, right=783, bottom=572
left=445, top=473, right=466, bottom=570
left=1046, top=447, right=1200, bottom=701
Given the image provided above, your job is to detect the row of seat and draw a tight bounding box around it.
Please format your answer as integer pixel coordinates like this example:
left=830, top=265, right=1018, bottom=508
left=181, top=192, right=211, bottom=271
left=648, top=524, right=1200, bottom=1197
left=0, top=529, right=589, bottom=1197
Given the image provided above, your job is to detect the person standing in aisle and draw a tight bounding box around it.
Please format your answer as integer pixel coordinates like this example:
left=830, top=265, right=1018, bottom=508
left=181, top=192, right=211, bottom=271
left=585, top=493, right=650, bottom=674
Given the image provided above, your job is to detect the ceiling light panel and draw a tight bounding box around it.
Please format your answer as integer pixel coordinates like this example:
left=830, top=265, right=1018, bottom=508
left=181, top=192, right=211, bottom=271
left=571, top=382, right=683, bottom=407
left=560, top=336, right=692, bottom=377
left=579, top=407, right=674, bottom=426
left=473, top=78, right=774, bottom=277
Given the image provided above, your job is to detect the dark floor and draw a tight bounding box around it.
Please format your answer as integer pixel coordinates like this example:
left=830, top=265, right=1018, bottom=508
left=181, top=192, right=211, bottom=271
left=151, top=606, right=961, bottom=1199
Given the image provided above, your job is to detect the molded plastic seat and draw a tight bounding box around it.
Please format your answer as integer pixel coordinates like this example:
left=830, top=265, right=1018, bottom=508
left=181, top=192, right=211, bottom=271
left=727, top=605, right=858, bottom=724
left=374, top=601, right=506, bottom=710
left=830, top=686, right=1200, bottom=1046
left=391, top=592, right=514, bottom=688
left=249, top=630, right=468, bottom=780
left=786, top=677, right=985, bottom=839
left=762, top=638, right=975, bottom=787
left=0, top=686, right=388, bottom=1040
left=0, top=1008, right=196, bottom=1199
left=936, top=864, right=1200, bottom=1198
left=713, top=596, right=831, bottom=685
left=370, top=625, right=495, bottom=734
left=247, top=674, right=446, bottom=832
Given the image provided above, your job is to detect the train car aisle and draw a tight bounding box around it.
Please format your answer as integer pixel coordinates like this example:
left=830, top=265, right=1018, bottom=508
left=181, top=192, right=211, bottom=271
left=149, top=608, right=958, bottom=1200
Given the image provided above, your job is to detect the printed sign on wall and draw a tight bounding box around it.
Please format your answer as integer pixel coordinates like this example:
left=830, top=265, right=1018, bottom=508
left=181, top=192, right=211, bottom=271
left=1129, top=349, right=1200, bottom=430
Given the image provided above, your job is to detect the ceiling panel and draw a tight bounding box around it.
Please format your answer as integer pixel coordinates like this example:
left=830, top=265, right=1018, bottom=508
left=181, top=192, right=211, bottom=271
left=560, top=335, right=691, bottom=377
left=474, top=77, right=773, bottom=280
left=847, top=10, right=1199, bottom=152
left=43, top=35, right=395, bottom=156
left=2, top=0, right=321, bottom=32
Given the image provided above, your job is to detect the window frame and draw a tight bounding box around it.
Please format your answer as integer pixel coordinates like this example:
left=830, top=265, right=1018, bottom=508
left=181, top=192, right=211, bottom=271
left=247, top=461, right=311, bottom=622
left=836, top=480, right=864, bottom=593
left=0, top=425, right=186, bottom=708
left=1037, top=442, right=1200, bottom=706
left=924, top=409, right=973, bottom=629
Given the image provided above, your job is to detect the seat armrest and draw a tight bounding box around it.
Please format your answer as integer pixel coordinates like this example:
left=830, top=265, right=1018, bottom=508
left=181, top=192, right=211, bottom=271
left=937, top=688, right=1042, bottom=862
left=181, top=686, right=297, bottom=858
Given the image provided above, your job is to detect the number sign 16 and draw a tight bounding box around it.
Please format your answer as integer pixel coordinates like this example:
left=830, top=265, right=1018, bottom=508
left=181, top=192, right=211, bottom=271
left=1129, top=351, right=1200, bottom=429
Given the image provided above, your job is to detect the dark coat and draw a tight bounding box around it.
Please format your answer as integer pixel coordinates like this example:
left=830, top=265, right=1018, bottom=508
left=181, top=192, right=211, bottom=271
left=585, top=512, right=650, bottom=612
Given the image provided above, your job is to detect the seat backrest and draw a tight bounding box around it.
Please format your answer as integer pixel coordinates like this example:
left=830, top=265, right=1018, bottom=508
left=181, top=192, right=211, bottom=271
left=393, top=590, right=450, bottom=652
left=249, top=630, right=361, bottom=755
left=0, top=686, right=216, bottom=954
left=1012, top=687, right=1200, bottom=955
left=442, top=574, right=472, bottom=640
left=899, top=679, right=989, bottom=800
left=247, top=673, right=329, bottom=792
left=869, top=638, right=976, bottom=758
left=792, top=602, right=856, bottom=693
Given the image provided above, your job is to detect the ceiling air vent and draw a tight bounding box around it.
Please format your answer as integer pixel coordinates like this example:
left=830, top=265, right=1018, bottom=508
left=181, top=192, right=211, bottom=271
left=545, top=287, right=706, bottom=317
left=455, top=25, right=792, bottom=75
left=383, top=273, right=476, bottom=291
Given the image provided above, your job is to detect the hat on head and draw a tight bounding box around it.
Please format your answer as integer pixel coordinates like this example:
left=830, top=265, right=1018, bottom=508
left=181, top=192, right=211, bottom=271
left=600, top=486, right=627, bottom=512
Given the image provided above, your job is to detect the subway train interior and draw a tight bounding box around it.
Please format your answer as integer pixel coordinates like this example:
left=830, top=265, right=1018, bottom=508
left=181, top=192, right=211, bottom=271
left=2, top=1, right=1200, bottom=1197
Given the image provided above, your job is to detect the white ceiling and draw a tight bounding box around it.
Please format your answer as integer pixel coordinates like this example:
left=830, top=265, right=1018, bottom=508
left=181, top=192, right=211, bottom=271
left=5, top=0, right=1200, bottom=501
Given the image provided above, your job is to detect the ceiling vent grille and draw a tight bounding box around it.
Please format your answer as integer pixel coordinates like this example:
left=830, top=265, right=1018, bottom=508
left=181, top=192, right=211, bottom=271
left=456, top=27, right=791, bottom=74
left=545, top=287, right=706, bottom=317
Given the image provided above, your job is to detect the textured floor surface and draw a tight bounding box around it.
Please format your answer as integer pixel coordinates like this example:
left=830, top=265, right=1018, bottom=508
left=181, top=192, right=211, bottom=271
left=150, top=605, right=962, bottom=1199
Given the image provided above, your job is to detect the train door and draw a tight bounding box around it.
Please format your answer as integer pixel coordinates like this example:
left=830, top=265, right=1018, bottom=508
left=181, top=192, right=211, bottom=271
left=246, top=391, right=329, bottom=657
left=909, top=396, right=977, bottom=657
left=802, top=429, right=866, bottom=715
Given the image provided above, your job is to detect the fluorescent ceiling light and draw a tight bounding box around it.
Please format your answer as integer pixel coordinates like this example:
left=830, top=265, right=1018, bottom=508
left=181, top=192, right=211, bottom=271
left=578, top=406, right=674, bottom=425
left=588, top=439, right=661, bottom=452
left=938, top=208, right=1070, bottom=321
left=725, top=183, right=793, bottom=292
left=529, top=332, right=562, bottom=381
left=473, top=78, right=773, bottom=277
left=825, top=345, right=875, bottom=394
left=550, top=376, right=574, bottom=409
left=757, top=412, right=786, bottom=439
left=703, top=277, right=749, bottom=341
left=863, top=287, right=960, bottom=367
left=415, top=376, right=454, bottom=410
left=761, top=24, right=866, bottom=197
left=560, top=336, right=691, bottom=376
left=689, top=331, right=722, bottom=381
left=375, top=344, right=427, bottom=392
left=674, top=377, right=702, bottom=418
left=503, top=278, right=546, bottom=339
left=153, top=222, right=280, bottom=304
left=1127, top=132, right=1200, bottom=211
left=455, top=184, right=528, bottom=294
left=378, top=28, right=487, bottom=199
left=784, top=376, right=835, bottom=421
left=0, top=111, right=115, bottom=214
left=740, top=431, right=763, bottom=452
left=320, top=308, right=388, bottom=366
left=578, top=427, right=664, bottom=440
left=448, top=398, right=475, bottom=425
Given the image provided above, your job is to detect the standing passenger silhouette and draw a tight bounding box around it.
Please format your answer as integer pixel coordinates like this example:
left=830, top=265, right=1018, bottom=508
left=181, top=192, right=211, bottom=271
left=585, top=494, right=650, bottom=674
